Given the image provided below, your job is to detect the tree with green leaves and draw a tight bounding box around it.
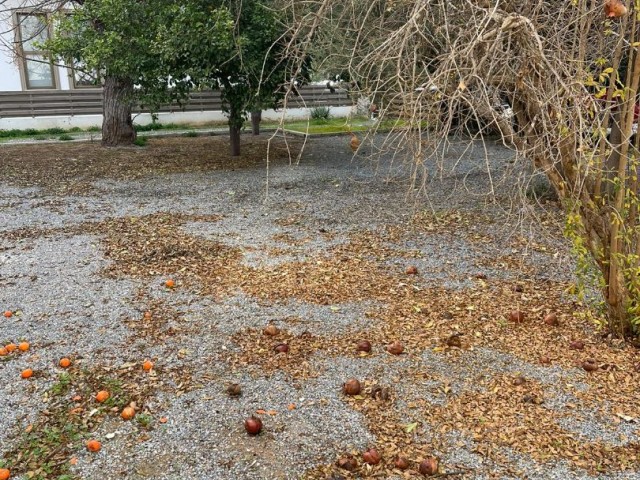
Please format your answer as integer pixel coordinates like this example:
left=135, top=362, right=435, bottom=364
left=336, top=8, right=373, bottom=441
left=166, top=0, right=301, bottom=156
left=44, top=0, right=234, bottom=146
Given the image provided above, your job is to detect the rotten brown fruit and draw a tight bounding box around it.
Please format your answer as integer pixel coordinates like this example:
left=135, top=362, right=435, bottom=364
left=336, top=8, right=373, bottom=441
left=419, top=457, right=439, bottom=475
left=336, top=455, right=358, bottom=471
left=394, top=456, right=410, bottom=470
left=356, top=340, right=372, bottom=353
left=362, top=448, right=381, bottom=465
left=263, top=324, right=279, bottom=336
left=386, top=341, right=404, bottom=355
left=343, top=378, right=362, bottom=395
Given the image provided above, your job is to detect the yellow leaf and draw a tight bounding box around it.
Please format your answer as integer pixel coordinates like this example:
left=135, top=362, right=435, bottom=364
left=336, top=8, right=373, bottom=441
left=405, top=422, right=419, bottom=433
left=595, top=88, right=607, bottom=99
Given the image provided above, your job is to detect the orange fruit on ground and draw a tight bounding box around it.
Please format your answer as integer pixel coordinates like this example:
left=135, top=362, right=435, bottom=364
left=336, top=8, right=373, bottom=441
left=165, top=279, right=175, bottom=288
left=95, top=390, right=110, bottom=403
left=142, top=360, right=153, bottom=371
left=0, top=468, right=10, bottom=480
left=159, top=416, right=168, bottom=424
left=0, top=347, right=8, bottom=356
left=5, top=343, right=17, bottom=353
left=3, top=310, right=12, bottom=318
left=121, top=406, right=135, bottom=420
left=59, top=358, right=71, bottom=368
left=86, top=439, right=101, bottom=452
left=21, top=369, right=33, bottom=379
left=18, top=342, right=29, bottom=352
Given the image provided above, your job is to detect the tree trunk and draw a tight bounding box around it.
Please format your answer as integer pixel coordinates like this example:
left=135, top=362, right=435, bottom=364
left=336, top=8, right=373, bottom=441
left=229, top=124, right=241, bottom=156
left=251, top=110, right=262, bottom=135
left=102, top=76, right=136, bottom=147
left=228, top=103, right=243, bottom=156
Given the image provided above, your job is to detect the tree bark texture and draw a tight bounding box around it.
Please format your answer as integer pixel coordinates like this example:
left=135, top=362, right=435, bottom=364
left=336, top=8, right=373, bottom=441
left=102, top=76, right=136, bottom=146
left=251, top=110, right=262, bottom=135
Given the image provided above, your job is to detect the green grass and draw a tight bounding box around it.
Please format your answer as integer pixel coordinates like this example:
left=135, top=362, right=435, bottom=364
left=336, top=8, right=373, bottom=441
left=134, top=136, right=148, bottom=147
left=3, top=369, right=154, bottom=480
left=264, top=116, right=412, bottom=135
left=0, top=122, right=199, bottom=142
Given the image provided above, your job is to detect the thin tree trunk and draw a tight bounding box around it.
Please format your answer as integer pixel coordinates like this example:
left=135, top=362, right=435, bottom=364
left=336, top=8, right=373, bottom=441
left=227, top=103, right=241, bottom=157
left=102, top=76, right=136, bottom=147
left=251, top=110, right=262, bottom=135
left=229, top=124, right=241, bottom=156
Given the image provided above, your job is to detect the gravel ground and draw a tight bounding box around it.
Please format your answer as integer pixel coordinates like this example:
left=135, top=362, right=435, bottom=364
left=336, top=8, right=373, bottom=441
left=0, top=134, right=637, bottom=480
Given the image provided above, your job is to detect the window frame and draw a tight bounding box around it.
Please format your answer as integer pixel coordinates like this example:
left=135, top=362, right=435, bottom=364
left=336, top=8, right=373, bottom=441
left=14, top=10, right=59, bottom=90
left=67, top=59, right=101, bottom=89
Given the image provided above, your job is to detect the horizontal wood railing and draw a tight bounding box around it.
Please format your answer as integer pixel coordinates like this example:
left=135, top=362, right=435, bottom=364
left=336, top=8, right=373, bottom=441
left=0, top=86, right=353, bottom=118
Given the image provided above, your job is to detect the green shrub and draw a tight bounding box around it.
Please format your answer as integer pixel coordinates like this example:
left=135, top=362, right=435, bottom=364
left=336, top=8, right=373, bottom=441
left=45, top=127, right=65, bottom=135
left=135, top=123, right=164, bottom=132
left=310, top=106, right=331, bottom=122
left=58, top=134, right=73, bottom=141
left=134, top=136, right=148, bottom=146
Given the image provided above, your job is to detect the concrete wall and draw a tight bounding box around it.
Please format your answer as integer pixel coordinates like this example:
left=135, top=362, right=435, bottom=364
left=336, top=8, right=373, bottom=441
left=0, top=105, right=356, bottom=130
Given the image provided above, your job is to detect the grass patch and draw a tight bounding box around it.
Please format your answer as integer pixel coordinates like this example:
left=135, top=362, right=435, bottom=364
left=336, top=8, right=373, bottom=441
left=134, top=136, right=148, bottom=147
left=2, top=366, right=157, bottom=480
left=58, top=134, right=74, bottom=141
left=267, top=116, right=412, bottom=135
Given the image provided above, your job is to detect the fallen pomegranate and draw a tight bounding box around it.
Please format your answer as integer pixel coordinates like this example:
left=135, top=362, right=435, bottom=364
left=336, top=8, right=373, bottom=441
left=362, top=447, right=381, bottom=465
left=582, top=359, right=599, bottom=372
left=419, top=457, right=439, bottom=475
left=356, top=340, right=372, bottom=353
left=386, top=341, right=404, bottom=355
left=543, top=313, right=559, bottom=326
left=569, top=340, right=585, bottom=350
left=406, top=265, right=418, bottom=275
left=509, top=310, right=525, bottom=323
left=394, top=456, right=410, bottom=470
left=274, top=343, right=289, bottom=354
left=263, top=324, right=279, bottom=336
left=336, top=455, right=357, bottom=471
left=244, top=416, right=263, bottom=435
left=343, top=378, right=361, bottom=395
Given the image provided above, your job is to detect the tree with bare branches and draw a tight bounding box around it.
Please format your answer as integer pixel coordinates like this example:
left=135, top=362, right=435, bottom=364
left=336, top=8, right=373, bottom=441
left=284, top=0, right=640, bottom=338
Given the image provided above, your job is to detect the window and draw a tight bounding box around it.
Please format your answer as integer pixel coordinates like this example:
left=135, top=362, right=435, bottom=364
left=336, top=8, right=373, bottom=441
left=16, top=13, right=56, bottom=89
left=70, top=60, right=100, bottom=88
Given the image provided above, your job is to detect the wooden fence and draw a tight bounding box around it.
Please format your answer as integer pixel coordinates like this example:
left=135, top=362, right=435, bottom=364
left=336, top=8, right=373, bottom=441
left=0, top=86, right=353, bottom=118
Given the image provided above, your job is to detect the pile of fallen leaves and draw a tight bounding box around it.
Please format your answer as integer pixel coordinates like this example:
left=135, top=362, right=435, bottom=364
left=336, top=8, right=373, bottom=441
left=0, top=135, right=302, bottom=195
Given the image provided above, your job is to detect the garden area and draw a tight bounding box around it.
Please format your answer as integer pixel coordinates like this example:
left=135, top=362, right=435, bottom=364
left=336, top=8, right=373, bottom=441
left=1, top=133, right=639, bottom=479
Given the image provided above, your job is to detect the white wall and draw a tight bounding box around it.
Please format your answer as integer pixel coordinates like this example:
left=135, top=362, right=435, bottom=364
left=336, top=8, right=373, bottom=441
left=0, top=106, right=357, bottom=130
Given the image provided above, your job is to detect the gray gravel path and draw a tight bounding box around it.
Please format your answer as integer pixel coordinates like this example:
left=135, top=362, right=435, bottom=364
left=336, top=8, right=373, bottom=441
left=0, top=134, right=635, bottom=480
